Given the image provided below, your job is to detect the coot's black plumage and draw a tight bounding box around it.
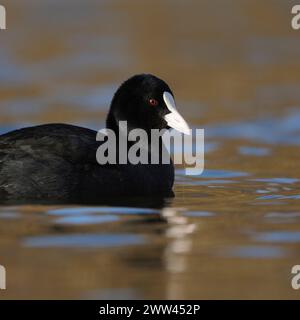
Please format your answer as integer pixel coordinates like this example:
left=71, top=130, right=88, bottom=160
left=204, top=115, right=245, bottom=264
left=0, top=74, right=190, bottom=203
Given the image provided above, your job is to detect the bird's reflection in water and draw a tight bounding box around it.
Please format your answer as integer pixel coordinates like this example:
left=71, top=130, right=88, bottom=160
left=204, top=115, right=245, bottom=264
left=162, top=207, right=196, bottom=273
left=161, top=207, right=197, bottom=299
left=118, top=205, right=197, bottom=299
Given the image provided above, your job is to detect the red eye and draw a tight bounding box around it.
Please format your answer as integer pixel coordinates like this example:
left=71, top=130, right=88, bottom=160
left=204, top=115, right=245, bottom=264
left=148, top=98, right=158, bottom=106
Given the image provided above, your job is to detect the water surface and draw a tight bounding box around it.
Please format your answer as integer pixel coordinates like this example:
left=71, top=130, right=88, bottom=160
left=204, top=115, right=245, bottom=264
left=0, top=0, right=300, bottom=299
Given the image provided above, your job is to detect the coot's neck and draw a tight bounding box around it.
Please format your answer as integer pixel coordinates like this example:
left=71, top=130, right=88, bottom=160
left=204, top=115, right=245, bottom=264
left=106, top=114, right=169, bottom=162
left=106, top=110, right=119, bottom=134
left=106, top=112, right=155, bottom=148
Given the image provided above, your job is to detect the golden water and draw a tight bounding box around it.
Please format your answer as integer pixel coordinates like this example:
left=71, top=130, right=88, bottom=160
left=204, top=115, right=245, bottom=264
left=0, top=0, right=300, bottom=299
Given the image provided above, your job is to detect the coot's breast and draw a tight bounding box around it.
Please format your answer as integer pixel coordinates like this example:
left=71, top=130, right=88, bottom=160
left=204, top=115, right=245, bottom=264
left=0, top=124, right=174, bottom=203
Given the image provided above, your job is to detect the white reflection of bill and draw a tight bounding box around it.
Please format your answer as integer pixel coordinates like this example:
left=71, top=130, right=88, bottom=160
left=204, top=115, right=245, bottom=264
left=0, top=264, right=6, bottom=290
left=0, top=5, right=6, bottom=30
left=161, top=208, right=197, bottom=299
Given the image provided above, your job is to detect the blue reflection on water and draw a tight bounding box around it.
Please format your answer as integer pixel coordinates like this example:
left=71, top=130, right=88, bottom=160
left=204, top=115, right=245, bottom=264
left=257, top=194, right=300, bottom=200
left=48, top=207, right=160, bottom=216
left=254, top=231, right=300, bottom=243
left=239, top=146, right=270, bottom=156
left=184, top=211, right=215, bottom=217
left=208, top=109, right=300, bottom=145
left=225, top=246, right=286, bottom=258
left=23, top=233, right=146, bottom=248
left=176, top=169, right=248, bottom=179
left=252, top=178, right=299, bottom=184
left=55, top=215, right=119, bottom=225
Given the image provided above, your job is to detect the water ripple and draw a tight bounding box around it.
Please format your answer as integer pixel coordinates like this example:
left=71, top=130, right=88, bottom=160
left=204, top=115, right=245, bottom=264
left=23, top=233, right=146, bottom=248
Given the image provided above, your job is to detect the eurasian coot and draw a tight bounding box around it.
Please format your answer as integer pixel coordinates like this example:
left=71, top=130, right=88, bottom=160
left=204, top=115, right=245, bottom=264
left=0, top=74, right=190, bottom=203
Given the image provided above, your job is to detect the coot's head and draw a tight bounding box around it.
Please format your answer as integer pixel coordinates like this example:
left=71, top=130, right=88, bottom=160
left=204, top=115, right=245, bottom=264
left=106, top=74, right=190, bottom=135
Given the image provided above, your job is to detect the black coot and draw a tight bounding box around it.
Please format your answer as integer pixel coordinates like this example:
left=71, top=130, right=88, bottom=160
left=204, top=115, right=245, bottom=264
left=0, top=74, right=190, bottom=203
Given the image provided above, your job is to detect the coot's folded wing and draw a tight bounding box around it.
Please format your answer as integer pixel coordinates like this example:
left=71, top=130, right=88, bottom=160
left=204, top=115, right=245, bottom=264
left=0, top=124, right=100, bottom=201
